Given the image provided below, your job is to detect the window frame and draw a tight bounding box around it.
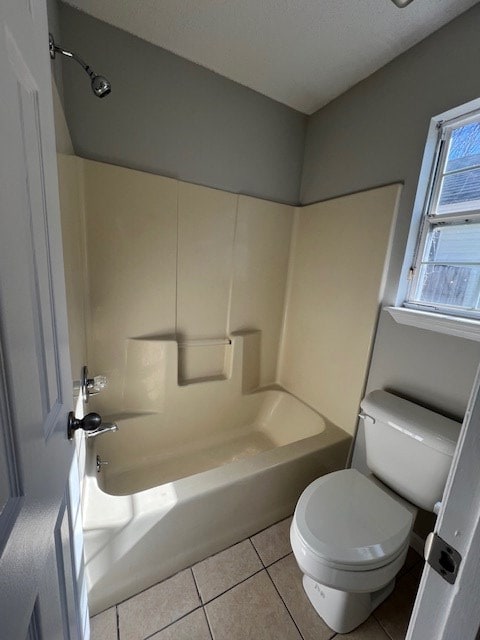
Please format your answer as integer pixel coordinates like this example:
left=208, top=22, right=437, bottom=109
left=404, top=105, right=480, bottom=321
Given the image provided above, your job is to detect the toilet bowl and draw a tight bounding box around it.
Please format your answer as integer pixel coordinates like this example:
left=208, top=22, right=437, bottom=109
left=291, top=390, right=460, bottom=634
left=290, top=468, right=416, bottom=633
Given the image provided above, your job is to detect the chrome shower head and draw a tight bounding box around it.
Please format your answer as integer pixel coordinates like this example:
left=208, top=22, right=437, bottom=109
left=91, top=75, right=111, bottom=98
left=49, top=33, right=111, bottom=99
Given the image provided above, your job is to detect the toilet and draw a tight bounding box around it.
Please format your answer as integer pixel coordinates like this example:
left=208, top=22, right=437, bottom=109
left=290, top=390, right=460, bottom=634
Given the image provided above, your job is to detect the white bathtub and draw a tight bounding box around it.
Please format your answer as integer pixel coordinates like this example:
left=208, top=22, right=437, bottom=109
left=83, top=389, right=350, bottom=615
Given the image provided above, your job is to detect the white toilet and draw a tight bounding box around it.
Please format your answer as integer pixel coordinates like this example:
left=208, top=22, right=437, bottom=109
left=290, top=390, right=460, bottom=634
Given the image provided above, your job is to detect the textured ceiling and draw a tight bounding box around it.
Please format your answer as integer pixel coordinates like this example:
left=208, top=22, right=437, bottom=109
left=61, top=0, right=477, bottom=114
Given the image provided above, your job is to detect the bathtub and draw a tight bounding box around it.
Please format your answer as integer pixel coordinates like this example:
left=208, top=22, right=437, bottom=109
left=82, top=388, right=351, bottom=615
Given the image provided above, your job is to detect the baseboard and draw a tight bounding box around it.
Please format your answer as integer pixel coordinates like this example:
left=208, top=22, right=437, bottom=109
left=410, top=531, right=425, bottom=557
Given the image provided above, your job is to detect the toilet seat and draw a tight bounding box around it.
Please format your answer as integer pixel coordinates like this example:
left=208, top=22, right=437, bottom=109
left=292, top=469, right=414, bottom=572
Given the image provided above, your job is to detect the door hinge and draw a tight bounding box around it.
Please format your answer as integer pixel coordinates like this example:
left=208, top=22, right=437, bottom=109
left=424, top=532, right=461, bottom=585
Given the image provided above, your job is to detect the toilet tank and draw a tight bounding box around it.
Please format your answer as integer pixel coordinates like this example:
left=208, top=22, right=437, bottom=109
left=360, top=390, right=461, bottom=511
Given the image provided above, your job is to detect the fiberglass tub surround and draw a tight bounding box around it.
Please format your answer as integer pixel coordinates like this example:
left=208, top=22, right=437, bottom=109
left=57, top=155, right=401, bottom=614
left=59, top=156, right=401, bottom=439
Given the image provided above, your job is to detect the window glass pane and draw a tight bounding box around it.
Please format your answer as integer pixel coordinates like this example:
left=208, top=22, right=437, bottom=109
left=445, top=122, right=480, bottom=173
left=414, top=223, right=480, bottom=310
left=438, top=167, right=480, bottom=212
left=414, top=263, right=480, bottom=309
left=425, top=223, right=480, bottom=264
left=407, top=108, right=480, bottom=317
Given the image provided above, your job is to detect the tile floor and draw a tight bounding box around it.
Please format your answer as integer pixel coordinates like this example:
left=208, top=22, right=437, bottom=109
left=90, top=516, right=423, bottom=640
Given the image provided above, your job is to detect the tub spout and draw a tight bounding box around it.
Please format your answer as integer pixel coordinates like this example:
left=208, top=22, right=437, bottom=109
left=85, top=422, right=119, bottom=439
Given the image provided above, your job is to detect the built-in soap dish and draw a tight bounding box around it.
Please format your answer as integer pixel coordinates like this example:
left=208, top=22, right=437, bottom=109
left=177, top=337, right=231, bottom=386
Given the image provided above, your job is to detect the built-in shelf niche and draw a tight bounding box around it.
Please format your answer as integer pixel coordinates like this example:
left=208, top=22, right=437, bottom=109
left=177, top=337, right=232, bottom=385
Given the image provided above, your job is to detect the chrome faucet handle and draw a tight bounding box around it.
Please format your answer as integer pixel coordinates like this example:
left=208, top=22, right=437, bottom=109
left=80, top=365, right=108, bottom=403
left=85, top=423, right=119, bottom=439
left=87, top=375, right=108, bottom=396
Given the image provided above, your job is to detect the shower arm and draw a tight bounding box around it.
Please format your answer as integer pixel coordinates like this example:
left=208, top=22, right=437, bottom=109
left=49, top=33, right=97, bottom=79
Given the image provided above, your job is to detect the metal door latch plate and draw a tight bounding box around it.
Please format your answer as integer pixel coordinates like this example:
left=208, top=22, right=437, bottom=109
left=425, top=532, right=461, bottom=585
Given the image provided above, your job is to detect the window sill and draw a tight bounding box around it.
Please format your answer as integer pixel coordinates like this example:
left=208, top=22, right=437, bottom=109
left=385, top=306, right=480, bottom=342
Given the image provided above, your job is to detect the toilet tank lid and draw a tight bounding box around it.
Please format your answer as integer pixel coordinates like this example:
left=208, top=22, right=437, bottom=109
left=360, top=390, right=461, bottom=456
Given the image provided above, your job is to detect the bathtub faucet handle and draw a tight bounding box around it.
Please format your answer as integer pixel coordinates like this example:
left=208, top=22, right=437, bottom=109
left=67, top=411, right=119, bottom=439
left=85, top=422, right=119, bottom=439
left=87, top=375, right=108, bottom=396
left=78, top=365, right=108, bottom=403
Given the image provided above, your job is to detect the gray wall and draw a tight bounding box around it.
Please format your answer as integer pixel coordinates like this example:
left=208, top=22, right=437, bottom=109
left=56, top=3, right=306, bottom=205
left=301, top=5, right=480, bottom=464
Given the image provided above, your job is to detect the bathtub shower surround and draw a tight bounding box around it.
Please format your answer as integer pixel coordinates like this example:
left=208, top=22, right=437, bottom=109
left=57, top=154, right=401, bottom=613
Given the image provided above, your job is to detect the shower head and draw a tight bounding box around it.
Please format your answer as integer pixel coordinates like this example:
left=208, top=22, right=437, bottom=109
left=91, top=75, right=111, bottom=99
left=49, top=33, right=111, bottom=99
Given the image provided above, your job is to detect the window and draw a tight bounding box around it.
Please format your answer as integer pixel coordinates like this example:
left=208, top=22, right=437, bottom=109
left=406, top=109, right=480, bottom=320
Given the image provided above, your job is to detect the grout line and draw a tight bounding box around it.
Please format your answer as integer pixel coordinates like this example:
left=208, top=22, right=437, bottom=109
left=191, top=513, right=292, bottom=574
left=260, top=546, right=336, bottom=640
left=202, top=606, right=215, bottom=640
left=116, top=605, right=120, bottom=640
left=139, top=569, right=210, bottom=639
left=190, top=515, right=293, bottom=583
left=372, top=614, right=396, bottom=640
left=142, top=605, right=205, bottom=640
left=249, top=531, right=293, bottom=570
left=195, top=538, right=252, bottom=571
left=110, top=566, right=195, bottom=611
left=190, top=567, right=213, bottom=640
left=201, top=567, right=265, bottom=606
left=264, top=566, right=307, bottom=640
left=249, top=536, right=266, bottom=567
left=251, top=513, right=294, bottom=539
left=190, top=567, right=203, bottom=606
left=264, top=550, right=293, bottom=568
left=372, top=568, right=419, bottom=640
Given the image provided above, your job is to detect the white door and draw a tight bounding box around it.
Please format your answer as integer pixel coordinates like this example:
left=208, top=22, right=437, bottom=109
left=0, top=1, right=82, bottom=638
left=407, top=362, right=480, bottom=640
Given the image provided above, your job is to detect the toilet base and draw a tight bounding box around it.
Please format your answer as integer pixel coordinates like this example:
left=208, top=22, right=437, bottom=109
left=302, top=574, right=395, bottom=634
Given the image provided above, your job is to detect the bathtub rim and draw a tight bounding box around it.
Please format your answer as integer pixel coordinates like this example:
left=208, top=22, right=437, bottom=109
left=85, top=386, right=336, bottom=500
